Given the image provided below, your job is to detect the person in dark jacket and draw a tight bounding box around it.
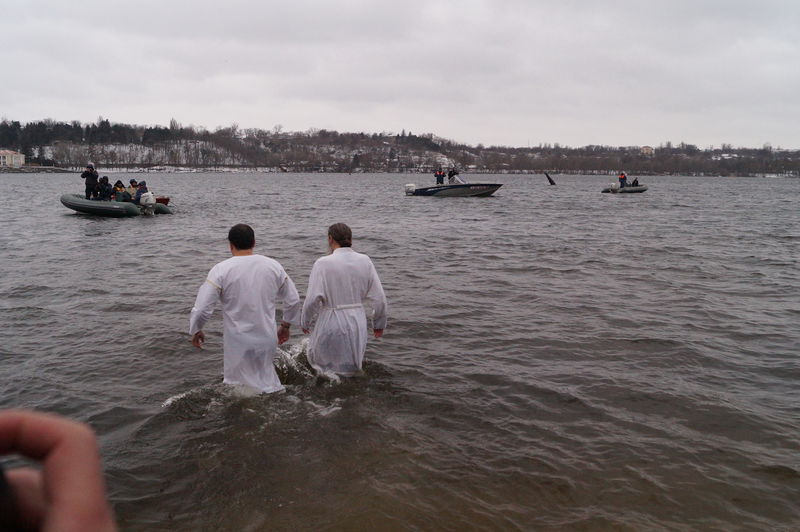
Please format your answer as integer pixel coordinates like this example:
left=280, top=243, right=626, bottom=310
left=81, top=163, right=99, bottom=199
left=133, top=181, right=148, bottom=205
left=447, top=168, right=464, bottom=184
left=96, top=176, right=113, bottom=201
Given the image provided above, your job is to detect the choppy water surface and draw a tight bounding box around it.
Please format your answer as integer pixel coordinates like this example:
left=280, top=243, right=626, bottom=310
left=1, top=172, right=798, bottom=531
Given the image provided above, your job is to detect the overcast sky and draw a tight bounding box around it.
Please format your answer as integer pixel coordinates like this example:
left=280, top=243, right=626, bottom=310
left=2, top=0, right=798, bottom=148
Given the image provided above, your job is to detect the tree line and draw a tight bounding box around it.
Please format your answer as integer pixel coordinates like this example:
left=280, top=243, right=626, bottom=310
left=1, top=118, right=798, bottom=176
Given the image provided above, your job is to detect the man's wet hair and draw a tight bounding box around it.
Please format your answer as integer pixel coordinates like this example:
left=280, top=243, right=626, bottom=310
left=228, top=224, right=255, bottom=250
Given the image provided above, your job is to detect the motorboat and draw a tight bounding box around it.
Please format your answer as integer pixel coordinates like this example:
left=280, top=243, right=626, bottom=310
left=60, top=194, right=173, bottom=217
left=602, top=183, right=648, bottom=193
left=404, top=182, right=502, bottom=197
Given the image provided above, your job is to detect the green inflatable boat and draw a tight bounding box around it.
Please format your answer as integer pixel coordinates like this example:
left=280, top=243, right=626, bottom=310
left=60, top=194, right=172, bottom=217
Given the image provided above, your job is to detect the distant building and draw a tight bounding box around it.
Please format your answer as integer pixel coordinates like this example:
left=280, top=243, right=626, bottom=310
left=712, top=153, right=740, bottom=161
left=640, top=146, right=655, bottom=157
left=0, top=149, right=25, bottom=168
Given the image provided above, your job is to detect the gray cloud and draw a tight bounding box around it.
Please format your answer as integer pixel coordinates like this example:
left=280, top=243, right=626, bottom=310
left=2, top=0, right=799, bottom=147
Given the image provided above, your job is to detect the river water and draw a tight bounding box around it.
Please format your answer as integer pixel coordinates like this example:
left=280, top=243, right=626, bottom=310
left=0, top=172, right=798, bottom=531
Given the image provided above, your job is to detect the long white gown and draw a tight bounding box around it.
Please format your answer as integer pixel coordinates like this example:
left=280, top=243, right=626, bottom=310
left=189, top=254, right=301, bottom=393
left=301, top=247, right=387, bottom=376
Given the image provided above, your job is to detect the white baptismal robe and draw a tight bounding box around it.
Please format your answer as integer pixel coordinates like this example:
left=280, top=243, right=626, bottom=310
left=189, top=254, right=300, bottom=393
left=301, top=247, right=387, bottom=376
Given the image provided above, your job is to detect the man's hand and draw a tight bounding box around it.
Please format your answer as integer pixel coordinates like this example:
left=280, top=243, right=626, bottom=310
left=0, top=410, right=118, bottom=532
left=302, top=328, right=310, bottom=334
left=277, top=324, right=290, bottom=345
left=191, top=331, right=205, bottom=348
left=374, top=329, right=384, bottom=339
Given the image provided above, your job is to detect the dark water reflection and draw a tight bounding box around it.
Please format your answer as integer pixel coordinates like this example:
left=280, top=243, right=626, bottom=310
left=0, top=172, right=798, bottom=530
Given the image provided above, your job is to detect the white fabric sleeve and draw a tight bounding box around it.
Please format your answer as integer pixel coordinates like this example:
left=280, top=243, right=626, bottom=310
left=189, top=278, right=221, bottom=335
left=300, top=262, right=326, bottom=329
left=365, top=261, right=388, bottom=330
left=278, top=270, right=301, bottom=325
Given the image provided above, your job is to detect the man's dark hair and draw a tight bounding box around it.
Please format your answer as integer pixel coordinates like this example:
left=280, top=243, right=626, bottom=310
left=328, top=223, right=352, bottom=247
left=228, top=224, right=255, bottom=250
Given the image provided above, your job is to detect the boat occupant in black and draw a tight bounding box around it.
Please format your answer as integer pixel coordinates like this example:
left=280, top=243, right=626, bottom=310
left=447, top=168, right=465, bottom=184
left=81, top=163, right=99, bottom=199
left=95, top=176, right=113, bottom=201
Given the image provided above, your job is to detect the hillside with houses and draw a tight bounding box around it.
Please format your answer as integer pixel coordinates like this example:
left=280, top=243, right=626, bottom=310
left=1, top=118, right=799, bottom=176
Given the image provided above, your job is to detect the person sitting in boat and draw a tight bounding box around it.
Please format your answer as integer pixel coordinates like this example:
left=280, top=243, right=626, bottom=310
left=618, top=172, right=628, bottom=188
left=630, top=177, right=639, bottom=187
left=447, top=168, right=465, bottom=184
left=126, top=179, right=139, bottom=197
left=80, top=163, right=99, bottom=199
left=96, top=176, right=114, bottom=201
left=434, top=167, right=445, bottom=185
left=132, top=181, right=149, bottom=205
left=113, top=180, right=131, bottom=202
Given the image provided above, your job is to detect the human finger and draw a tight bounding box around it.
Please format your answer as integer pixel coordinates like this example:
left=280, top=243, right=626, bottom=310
left=0, top=410, right=117, bottom=532
left=5, top=467, right=46, bottom=530
left=0, top=461, right=34, bottom=531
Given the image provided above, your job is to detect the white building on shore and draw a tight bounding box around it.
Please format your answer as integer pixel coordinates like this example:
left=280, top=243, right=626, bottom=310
left=0, top=149, right=25, bottom=168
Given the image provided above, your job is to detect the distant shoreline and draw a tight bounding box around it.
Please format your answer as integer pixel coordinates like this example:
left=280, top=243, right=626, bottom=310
left=0, top=166, right=71, bottom=173
left=4, top=118, right=800, bottom=178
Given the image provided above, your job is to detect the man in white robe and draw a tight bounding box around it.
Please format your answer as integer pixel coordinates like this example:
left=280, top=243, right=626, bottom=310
left=301, top=223, right=387, bottom=376
left=189, top=224, right=301, bottom=393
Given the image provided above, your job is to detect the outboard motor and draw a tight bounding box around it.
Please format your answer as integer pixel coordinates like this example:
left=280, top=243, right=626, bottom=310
left=404, top=184, right=416, bottom=196
left=139, top=191, right=157, bottom=215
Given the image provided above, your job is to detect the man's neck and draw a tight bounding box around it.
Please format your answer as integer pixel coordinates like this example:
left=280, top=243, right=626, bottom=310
left=231, top=248, right=254, bottom=257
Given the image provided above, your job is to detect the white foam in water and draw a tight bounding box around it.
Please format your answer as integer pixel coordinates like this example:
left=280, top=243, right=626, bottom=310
left=161, top=382, right=263, bottom=410
left=226, top=382, right=272, bottom=398
left=274, top=338, right=316, bottom=378
left=316, top=404, right=342, bottom=417
left=306, top=399, right=343, bottom=417
left=316, top=370, right=341, bottom=384
left=162, top=389, right=192, bottom=408
left=162, top=340, right=313, bottom=410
